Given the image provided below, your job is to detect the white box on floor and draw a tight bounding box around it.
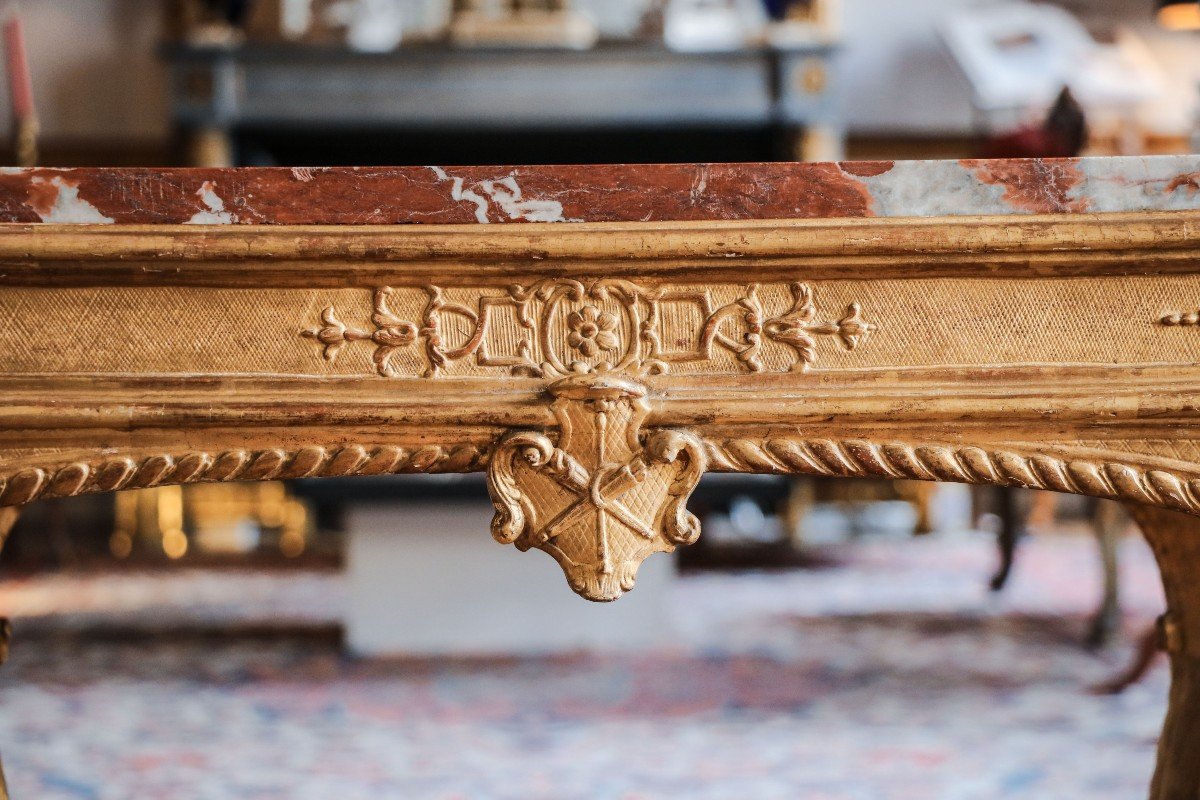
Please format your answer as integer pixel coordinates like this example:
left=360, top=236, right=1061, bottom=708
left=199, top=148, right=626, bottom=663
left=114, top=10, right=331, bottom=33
left=345, top=500, right=676, bottom=656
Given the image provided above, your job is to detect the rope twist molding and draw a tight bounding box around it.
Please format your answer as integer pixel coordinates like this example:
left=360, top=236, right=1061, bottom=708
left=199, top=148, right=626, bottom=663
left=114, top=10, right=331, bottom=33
left=3, top=437, right=1199, bottom=520
left=0, top=444, right=488, bottom=507
left=703, top=437, right=1200, bottom=515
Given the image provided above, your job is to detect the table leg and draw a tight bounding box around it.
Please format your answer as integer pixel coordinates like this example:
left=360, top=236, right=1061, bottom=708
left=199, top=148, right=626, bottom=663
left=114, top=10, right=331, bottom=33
left=1086, top=500, right=1124, bottom=649
left=1125, top=502, right=1200, bottom=798
left=989, top=487, right=1024, bottom=591
left=185, top=127, right=233, bottom=168
left=0, top=506, right=17, bottom=666
left=0, top=506, right=18, bottom=800
left=788, top=125, right=846, bottom=163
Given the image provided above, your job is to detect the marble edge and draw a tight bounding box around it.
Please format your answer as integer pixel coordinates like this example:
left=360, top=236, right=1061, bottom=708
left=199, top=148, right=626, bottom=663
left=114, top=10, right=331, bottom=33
left=0, top=156, right=1197, bottom=226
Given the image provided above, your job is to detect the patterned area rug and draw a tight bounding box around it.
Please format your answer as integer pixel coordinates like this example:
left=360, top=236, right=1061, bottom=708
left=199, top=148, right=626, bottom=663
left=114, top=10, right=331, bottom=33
left=0, top=531, right=1171, bottom=799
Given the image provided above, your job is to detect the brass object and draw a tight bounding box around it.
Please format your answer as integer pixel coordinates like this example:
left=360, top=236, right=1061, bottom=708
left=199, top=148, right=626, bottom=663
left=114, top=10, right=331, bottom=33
left=799, top=58, right=827, bottom=95
left=12, top=115, right=37, bottom=170
left=108, top=482, right=309, bottom=559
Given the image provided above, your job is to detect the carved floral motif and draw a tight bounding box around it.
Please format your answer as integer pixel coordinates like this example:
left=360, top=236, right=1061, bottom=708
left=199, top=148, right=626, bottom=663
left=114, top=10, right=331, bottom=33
left=301, top=280, right=876, bottom=379
left=301, top=288, right=419, bottom=377
left=566, top=305, right=620, bottom=357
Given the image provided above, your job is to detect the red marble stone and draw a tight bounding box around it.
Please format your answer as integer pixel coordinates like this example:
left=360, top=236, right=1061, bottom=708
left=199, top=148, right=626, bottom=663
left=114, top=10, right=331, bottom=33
left=0, top=157, right=1194, bottom=225
left=838, top=160, right=894, bottom=178
left=964, top=158, right=1088, bottom=214
left=0, top=163, right=885, bottom=225
left=1167, top=172, right=1200, bottom=195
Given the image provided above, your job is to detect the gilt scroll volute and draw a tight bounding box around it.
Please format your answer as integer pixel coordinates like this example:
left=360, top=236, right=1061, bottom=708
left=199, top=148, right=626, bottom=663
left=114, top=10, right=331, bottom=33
left=488, top=375, right=705, bottom=601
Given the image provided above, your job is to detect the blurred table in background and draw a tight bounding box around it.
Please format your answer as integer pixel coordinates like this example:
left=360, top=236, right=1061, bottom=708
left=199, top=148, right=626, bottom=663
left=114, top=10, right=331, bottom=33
left=162, top=42, right=842, bottom=167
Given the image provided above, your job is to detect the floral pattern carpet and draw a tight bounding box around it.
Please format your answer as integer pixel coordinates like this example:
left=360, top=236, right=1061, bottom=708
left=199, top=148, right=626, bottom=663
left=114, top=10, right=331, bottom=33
left=0, top=530, right=1171, bottom=799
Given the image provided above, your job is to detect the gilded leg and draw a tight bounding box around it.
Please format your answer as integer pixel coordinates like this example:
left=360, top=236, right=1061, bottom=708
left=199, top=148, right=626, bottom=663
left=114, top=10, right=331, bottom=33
left=1125, top=502, right=1200, bottom=799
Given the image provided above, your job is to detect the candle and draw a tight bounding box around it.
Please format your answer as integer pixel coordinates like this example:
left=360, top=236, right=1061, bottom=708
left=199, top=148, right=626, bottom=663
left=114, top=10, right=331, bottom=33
left=4, top=7, right=33, bottom=120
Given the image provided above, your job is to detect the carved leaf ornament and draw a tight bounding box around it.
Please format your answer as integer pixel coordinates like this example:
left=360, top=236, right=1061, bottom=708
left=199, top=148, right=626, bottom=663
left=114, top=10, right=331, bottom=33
left=302, top=280, right=876, bottom=379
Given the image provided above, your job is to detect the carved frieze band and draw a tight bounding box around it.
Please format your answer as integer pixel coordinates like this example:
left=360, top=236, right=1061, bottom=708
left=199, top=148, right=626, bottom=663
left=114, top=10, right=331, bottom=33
left=0, top=444, right=487, bottom=508
left=302, top=280, right=876, bottom=379
left=5, top=437, right=1200, bottom=519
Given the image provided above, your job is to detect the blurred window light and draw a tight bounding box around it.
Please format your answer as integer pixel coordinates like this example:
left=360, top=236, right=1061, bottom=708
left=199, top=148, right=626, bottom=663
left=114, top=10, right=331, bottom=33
left=1158, top=0, right=1200, bottom=31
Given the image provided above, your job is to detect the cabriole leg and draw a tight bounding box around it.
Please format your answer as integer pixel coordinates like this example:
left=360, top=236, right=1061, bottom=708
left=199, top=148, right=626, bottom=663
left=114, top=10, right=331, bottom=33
left=1125, top=502, right=1200, bottom=799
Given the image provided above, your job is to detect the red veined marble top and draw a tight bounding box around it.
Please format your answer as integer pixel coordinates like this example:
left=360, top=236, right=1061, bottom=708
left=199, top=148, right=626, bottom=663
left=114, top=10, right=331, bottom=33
left=0, top=157, right=1196, bottom=225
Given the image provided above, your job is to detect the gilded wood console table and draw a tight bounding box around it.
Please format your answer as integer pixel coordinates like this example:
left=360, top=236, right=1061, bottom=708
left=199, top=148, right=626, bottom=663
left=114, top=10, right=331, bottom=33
left=3, top=157, right=1200, bottom=796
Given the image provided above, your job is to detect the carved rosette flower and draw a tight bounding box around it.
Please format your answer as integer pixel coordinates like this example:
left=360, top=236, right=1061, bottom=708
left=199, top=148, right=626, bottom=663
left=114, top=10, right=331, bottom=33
left=566, top=305, right=620, bottom=357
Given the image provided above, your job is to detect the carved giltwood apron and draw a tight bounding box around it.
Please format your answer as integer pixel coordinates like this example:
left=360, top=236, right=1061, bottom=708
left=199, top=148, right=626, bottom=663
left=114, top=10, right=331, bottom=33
left=3, top=158, right=1200, bottom=797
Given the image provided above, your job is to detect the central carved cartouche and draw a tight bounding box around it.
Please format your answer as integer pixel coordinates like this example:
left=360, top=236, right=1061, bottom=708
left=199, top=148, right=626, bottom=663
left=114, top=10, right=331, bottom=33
left=487, top=374, right=706, bottom=601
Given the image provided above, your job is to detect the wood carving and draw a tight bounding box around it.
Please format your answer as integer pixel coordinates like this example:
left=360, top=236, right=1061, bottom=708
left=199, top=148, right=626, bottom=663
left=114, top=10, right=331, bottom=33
left=301, top=281, right=875, bottom=378
left=8, top=436, right=1200, bottom=526
left=0, top=445, right=487, bottom=507
left=301, top=289, right=419, bottom=376
left=704, top=438, right=1200, bottom=515
left=1159, top=310, right=1200, bottom=327
left=488, top=375, right=705, bottom=601
left=10, top=157, right=1200, bottom=794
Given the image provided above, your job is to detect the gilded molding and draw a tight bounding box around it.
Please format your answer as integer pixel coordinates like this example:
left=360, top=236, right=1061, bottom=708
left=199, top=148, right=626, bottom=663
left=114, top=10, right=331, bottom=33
left=1159, top=310, right=1200, bottom=327
left=5, top=438, right=1200, bottom=520
left=704, top=437, right=1200, bottom=514
left=0, top=444, right=487, bottom=508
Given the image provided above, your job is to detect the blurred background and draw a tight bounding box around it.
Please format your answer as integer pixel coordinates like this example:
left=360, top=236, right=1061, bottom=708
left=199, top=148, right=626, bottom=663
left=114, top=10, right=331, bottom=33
left=0, top=1, right=1196, bottom=797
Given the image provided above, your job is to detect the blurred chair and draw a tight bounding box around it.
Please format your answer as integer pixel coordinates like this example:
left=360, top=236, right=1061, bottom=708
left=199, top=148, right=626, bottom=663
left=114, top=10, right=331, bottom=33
left=979, top=488, right=1127, bottom=648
